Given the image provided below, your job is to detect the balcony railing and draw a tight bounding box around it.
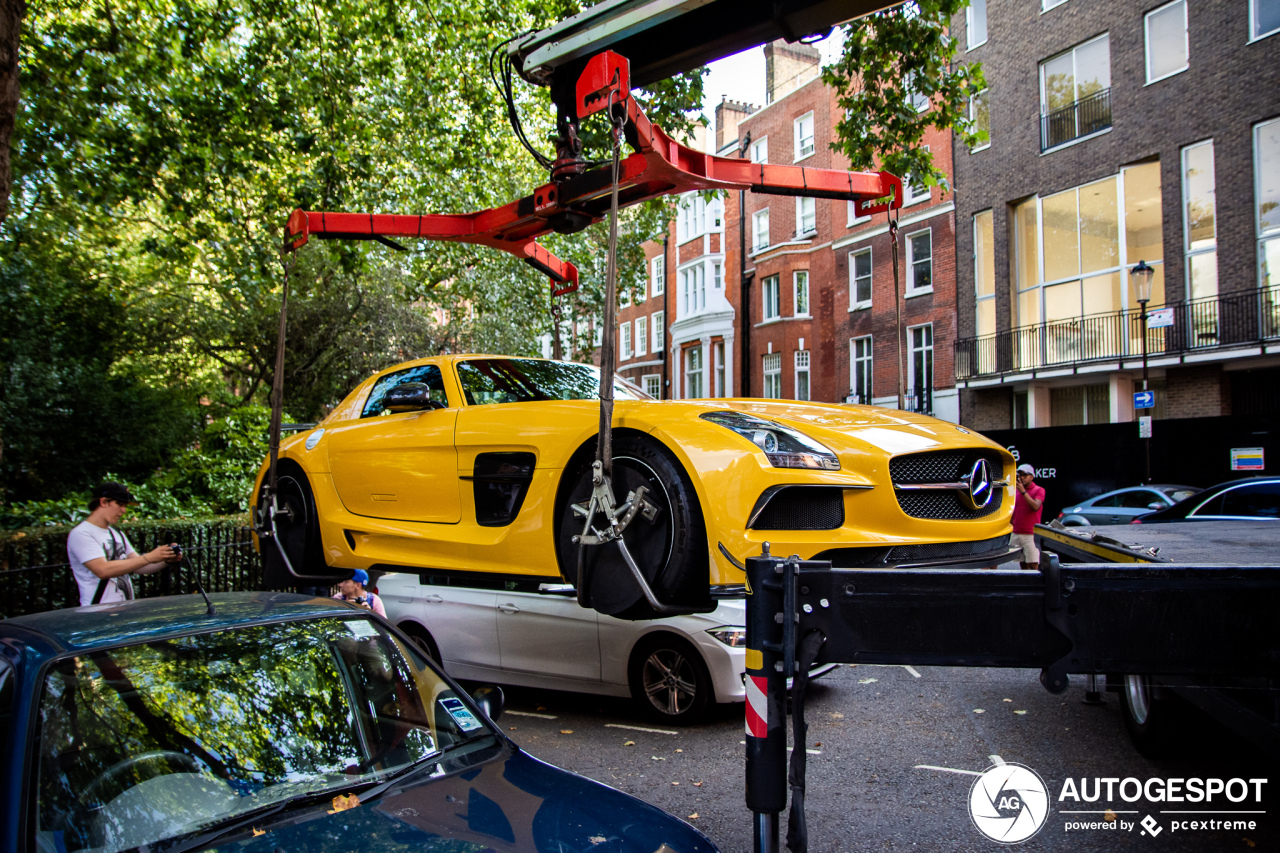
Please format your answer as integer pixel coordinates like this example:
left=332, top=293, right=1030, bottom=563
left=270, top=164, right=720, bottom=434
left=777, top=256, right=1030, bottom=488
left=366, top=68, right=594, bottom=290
left=1040, top=88, right=1112, bottom=151
left=955, top=285, right=1280, bottom=380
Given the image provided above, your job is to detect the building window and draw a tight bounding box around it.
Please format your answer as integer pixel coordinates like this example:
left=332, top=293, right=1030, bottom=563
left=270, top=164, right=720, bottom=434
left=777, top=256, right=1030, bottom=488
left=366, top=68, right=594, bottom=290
left=909, top=74, right=930, bottom=112
left=847, top=200, right=870, bottom=227
left=685, top=345, right=704, bottom=398
left=974, top=210, right=996, bottom=337
left=620, top=322, right=631, bottom=359
left=763, top=352, right=782, bottom=398
left=643, top=374, right=661, bottom=399
left=907, top=324, right=933, bottom=414
left=794, top=350, right=811, bottom=401
left=762, top=274, right=780, bottom=320
left=713, top=261, right=723, bottom=290
left=850, top=336, right=873, bottom=405
left=794, top=270, right=810, bottom=316
left=907, top=229, right=933, bottom=294
left=651, top=256, right=664, bottom=296
left=1182, top=140, right=1218, bottom=301
left=1145, top=0, right=1188, bottom=84
left=676, top=193, right=724, bottom=244
left=849, top=248, right=872, bottom=309
left=794, top=111, right=815, bottom=161
left=753, top=208, right=770, bottom=251
left=652, top=311, right=665, bottom=351
left=751, top=136, right=769, bottom=164
left=714, top=341, right=726, bottom=397
left=1050, top=384, right=1110, bottom=425
left=1252, top=0, right=1280, bottom=41
left=1040, top=34, right=1111, bottom=151
left=970, top=90, right=990, bottom=152
left=967, top=0, right=987, bottom=49
left=797, top=196, right=816, bottom=236
left=635, top=318, right=647, bottom=357
left=1257, top=118, right=1280, bottom=290
left=903, top=146, right=931, bottom=205
left=619, top=285, right=631, bottom=308
left=679, top=262, right=707, bottom=316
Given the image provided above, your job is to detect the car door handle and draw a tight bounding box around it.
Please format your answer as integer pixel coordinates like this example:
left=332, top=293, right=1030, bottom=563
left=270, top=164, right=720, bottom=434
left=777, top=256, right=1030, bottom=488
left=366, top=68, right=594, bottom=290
left=423, top=594, right=444, bottom=604
left=497, top=603, right=521, bottom=614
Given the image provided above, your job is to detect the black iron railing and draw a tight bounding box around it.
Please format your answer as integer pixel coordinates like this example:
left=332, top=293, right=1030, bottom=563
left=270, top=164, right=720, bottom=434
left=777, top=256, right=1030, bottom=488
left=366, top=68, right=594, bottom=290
left=1040, top=88, right=1112, bottom=151
left=906, top=386, right=933, bottom=415
left=955, top=285, right=1280, bottom=380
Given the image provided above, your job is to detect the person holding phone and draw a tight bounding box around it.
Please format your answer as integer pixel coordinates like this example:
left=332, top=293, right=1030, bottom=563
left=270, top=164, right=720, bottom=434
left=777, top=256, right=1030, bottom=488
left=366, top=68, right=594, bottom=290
left=66, top=482, right=182, bottom=605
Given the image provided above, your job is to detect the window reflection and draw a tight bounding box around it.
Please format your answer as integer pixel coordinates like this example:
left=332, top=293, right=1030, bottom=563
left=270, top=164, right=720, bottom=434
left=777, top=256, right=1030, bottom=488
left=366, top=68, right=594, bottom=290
left=456, top=359, right=650, bottom=405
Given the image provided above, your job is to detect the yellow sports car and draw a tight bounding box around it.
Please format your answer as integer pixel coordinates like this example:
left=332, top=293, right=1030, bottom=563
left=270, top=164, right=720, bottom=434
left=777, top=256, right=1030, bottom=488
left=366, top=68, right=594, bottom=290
left=254, top=355, right=1015, bottom=619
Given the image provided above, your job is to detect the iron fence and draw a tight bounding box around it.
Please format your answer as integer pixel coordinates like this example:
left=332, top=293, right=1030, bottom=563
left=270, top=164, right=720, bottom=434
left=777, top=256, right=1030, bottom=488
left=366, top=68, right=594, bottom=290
left=1040, top=88, right=1112, bottom=151
left=956, top=285, right=1280, bottom=380
left=0, top=525, right=262, bottom=619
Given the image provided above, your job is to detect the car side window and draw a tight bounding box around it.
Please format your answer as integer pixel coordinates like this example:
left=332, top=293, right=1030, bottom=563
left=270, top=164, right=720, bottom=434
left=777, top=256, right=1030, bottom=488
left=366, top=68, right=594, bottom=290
left=1090, top=494, right=1123, bottom=508
left=1120, top=491, right=1160, bottom=509
left=1218, top=484, right=1280, bottom=519
left=362, top=365, right=447, bottom=417
left=419, top=573, right=505, bottom=591
left=1189, top=493, right=1225, bottom=517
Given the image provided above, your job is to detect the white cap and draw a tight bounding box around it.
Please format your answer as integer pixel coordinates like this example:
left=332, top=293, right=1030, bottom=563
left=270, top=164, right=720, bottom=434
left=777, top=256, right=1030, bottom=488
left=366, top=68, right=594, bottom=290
left=1016, top=463, right=1035, bottom=475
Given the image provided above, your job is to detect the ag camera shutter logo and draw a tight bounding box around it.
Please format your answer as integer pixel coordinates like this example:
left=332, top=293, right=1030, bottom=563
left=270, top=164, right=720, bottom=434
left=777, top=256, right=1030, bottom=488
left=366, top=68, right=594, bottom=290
left=969, top=764, right=1050, bottom=844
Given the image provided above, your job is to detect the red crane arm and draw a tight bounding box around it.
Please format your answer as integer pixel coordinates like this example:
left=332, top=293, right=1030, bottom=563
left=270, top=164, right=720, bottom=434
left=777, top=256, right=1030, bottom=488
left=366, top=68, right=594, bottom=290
left=282, top=51, right=901, bottom=294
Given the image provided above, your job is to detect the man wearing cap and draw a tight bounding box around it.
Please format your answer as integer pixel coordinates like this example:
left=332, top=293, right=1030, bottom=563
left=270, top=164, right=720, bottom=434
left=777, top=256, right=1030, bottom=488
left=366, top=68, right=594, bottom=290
left=333, top=569, right=386, bottom=617
left=1012, top=464, right=1045, bottom=571
left=66, top=482, right=181, bottom=606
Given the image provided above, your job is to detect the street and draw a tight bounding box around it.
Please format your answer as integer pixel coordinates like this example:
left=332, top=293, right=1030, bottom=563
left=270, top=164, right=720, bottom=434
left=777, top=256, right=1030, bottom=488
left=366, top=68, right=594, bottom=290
left=495, top=664, right=1277, bottom=852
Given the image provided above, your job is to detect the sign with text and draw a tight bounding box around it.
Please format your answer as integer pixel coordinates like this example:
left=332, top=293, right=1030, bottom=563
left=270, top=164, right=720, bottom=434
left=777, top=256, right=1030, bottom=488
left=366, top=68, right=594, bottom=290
left=1147, top=307, right=1174, bottom=329
left=1138, top=416, right=1153, bottom=439
left=1231, top=447, right=1265, bottom=471
left=1133, top=390, right=1155, bottom=409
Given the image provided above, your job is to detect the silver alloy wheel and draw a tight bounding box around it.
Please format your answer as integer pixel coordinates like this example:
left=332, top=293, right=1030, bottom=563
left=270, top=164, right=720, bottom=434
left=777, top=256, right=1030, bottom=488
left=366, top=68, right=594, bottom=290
left=1124, top=674, right=1151, bottom=725
left=641, top=647, right=699, bottom=717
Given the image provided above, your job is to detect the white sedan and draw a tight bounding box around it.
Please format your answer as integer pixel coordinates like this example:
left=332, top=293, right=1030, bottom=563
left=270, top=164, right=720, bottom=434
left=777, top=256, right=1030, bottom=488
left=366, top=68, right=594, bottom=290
left=378, top=571, right=835, bottom=724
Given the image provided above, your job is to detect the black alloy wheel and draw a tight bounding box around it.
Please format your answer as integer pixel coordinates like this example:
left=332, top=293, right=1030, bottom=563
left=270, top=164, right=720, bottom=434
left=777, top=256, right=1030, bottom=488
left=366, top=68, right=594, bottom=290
left=628, top=635, right=712, bottom=725
left=257, top=464, right=327, bottom=585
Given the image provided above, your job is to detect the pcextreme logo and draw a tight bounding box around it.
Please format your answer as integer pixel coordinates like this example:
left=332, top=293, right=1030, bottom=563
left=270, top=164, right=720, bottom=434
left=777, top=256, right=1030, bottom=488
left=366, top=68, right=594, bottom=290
left=969, top=764, right=1050, bottom=844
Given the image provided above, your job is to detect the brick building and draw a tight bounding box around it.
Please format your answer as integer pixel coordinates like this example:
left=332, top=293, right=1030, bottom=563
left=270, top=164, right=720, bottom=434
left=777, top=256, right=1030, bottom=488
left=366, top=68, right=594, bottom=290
left=951, top=0, right=1280, bottom=430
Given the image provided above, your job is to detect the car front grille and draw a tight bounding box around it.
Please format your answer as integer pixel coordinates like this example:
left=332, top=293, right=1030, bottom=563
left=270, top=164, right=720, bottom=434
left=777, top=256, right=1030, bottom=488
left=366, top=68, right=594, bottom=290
left=750, top=487, right=844, bottom=530
left=890, top=449, right=1006, bottom=520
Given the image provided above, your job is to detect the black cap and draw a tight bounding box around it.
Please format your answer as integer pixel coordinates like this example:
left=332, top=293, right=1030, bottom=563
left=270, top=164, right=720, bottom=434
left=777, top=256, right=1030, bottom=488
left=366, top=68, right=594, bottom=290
left=92, top=482, right=137, bottom=505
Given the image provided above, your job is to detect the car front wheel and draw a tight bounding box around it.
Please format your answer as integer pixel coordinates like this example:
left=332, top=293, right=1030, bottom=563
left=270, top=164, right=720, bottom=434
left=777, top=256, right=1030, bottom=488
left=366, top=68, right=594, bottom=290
left=1121, top=673, right=1185, bottom=757
left=628, top=635, right=713, bottom=725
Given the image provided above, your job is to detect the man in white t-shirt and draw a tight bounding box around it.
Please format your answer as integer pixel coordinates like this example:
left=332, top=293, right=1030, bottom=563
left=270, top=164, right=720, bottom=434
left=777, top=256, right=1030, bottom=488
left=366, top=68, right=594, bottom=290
left=66, top=482, right=181, bottom=606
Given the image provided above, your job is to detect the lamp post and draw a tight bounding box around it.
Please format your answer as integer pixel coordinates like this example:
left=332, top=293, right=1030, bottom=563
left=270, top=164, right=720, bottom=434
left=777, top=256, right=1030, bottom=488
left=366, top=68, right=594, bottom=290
left=1131, top=260, right=1154, bottom=483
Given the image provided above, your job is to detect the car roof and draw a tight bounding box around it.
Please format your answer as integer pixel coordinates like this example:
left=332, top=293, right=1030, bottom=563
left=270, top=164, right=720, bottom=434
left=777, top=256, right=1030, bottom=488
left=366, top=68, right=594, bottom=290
left=2, top=592, right=360, bottom=657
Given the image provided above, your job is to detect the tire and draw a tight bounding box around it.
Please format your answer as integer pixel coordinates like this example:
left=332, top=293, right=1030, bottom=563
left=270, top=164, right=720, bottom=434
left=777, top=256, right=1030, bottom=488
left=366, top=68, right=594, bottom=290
left=628, top=635, right=713, bottom=725
left=1121, top=674, right=1186, bottom=758
left=257, top=463, right=329, bottom=587
left=399, top=622, right=441, bottom=665
left=555, top=433, right=710, bottom=621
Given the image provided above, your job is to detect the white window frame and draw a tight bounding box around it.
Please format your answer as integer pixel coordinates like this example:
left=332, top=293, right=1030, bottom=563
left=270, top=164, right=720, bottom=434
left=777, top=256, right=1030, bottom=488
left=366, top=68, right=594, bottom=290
left=714, top=341, right=726, bottom=397
left=793, top=270, right=810, bottom=317
left=847, top=200, right=871, bottom=227
left=751, top=136, right=769, bottom=164
left=903, top=146, right=931, bottom=205
left=685, top=345, right=705, bottom=399
left=849, top=335, right=873, bottom=405
left=907, top=323, right=934, bottom=412
left=1144, top=0, right=1188, bottom=85
left=966, top=0, right=987, bottom=50
left=762, top=274, right=780, bottom=321
left=652, top=311, right=665, bottom=352
left=969, top=90, right=990, bottom=152
left=796, top=196, right=816, bottom=237
left=642, top=374, right=661, bottom=399
left=650, top=255, right=665, bottom=297
left=794, top=349, right=811, bottom=401
left=763, top=352, right=782, bottom=398
left=1250, top=0, right=1280, bottom=41
left=1256, top=118, right=1280, bottom=288
left=713, top=260, right=723, bottom=291
left=849, top=247, right=872, bottom=310
left=620, top=322, right=632, bottom=360
left=634, top=317, right=647, bottom=357
left=753, top=208, right=770, bottom=251
left=678, top=261, right=708, bottom=317
left=909, top=74, right=930, bottom=113
left=1182, top=139, right=1218, bottom=299
left=794, top=111, right=816, bottom=161
left=906, top=228, right=934, bottom=295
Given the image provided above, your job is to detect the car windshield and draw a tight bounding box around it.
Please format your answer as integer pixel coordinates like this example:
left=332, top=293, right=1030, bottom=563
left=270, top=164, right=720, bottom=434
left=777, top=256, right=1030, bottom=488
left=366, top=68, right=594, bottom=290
left=34, top=616, right=494, bottom=853
left=456, top=358, right=651, bottom=405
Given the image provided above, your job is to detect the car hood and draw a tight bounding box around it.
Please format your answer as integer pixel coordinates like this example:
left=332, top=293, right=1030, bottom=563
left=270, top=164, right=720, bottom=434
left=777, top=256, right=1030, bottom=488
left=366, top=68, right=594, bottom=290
left=206, top=743, right=716, bottom=852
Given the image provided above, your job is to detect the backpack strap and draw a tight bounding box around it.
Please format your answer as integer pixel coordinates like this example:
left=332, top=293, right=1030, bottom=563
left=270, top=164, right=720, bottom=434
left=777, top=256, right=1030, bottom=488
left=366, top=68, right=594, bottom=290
left=91, top=578, right=110, bottom=605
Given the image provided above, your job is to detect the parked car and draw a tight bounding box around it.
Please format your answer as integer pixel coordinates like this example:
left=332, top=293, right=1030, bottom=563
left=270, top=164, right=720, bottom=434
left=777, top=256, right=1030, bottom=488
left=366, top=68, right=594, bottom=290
left=1055, top=484, right=1200, bottom=526
left=254, top=355, right=1017, bottom=620
left=1131, top=477, right=1280, bottom=523
left=379, top=571, right=836, bottom=725
left=0, top=593, right=719, bottom=853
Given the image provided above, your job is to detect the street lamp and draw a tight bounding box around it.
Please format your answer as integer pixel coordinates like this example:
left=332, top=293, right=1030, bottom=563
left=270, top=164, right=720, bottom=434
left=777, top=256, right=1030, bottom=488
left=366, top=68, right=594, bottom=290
left=1130, top=260, right=1155, bottom=483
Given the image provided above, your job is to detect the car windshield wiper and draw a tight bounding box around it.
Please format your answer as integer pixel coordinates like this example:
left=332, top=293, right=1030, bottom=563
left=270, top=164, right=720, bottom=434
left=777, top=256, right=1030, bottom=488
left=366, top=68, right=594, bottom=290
left=157, top=756, right=442, bottom=853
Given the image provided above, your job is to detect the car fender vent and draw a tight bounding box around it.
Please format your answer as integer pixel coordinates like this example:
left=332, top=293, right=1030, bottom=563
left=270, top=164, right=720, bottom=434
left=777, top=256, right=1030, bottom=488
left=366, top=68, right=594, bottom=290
left=749, top=486, right=845, bottom=531
left=468, top=452, right=536, bottom=527
left=890, top=450, right=1006, bottom=520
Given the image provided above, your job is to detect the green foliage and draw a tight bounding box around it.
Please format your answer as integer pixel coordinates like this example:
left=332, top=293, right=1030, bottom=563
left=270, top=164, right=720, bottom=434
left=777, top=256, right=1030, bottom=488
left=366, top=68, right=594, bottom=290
left=824, top=0, right=986, bottom=191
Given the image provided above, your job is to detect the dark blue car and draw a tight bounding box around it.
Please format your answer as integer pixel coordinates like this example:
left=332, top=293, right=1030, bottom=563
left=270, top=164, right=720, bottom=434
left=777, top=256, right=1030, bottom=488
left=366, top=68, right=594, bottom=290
left=0, top=593, right=719, bottom=853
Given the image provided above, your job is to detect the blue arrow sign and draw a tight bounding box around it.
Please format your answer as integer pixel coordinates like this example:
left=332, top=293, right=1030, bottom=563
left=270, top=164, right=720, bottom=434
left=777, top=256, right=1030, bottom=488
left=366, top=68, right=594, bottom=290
left=1134, top=390, right=1155, bottom=409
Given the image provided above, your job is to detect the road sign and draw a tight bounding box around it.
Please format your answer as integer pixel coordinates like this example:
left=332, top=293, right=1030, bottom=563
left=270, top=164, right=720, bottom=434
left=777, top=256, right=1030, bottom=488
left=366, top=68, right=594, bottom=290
left=1232, top=447, right=1265, bottom=471
left=1133, top=390, right=1155, bottom=409
left=1138, top=416, right=1153, bottom=438
left=1148, top=307, right=1174, bottom=329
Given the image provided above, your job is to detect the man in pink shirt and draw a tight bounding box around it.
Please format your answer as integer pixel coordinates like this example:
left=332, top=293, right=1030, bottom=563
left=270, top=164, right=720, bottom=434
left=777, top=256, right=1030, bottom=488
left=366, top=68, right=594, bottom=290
left=1011, top=463, right=1045, bottom=571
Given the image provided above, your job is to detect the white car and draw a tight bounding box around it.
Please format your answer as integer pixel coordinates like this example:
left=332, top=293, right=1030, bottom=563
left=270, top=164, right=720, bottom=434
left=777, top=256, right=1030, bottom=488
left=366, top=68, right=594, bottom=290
left=378, top=571, right=835, bottom=724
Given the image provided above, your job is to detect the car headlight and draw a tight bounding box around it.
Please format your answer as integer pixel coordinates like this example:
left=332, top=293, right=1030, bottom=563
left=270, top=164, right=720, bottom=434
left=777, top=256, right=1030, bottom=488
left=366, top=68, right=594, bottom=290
left=708, top=626, right=747, bottom=647
left=701, top=412, right=840, bottom=471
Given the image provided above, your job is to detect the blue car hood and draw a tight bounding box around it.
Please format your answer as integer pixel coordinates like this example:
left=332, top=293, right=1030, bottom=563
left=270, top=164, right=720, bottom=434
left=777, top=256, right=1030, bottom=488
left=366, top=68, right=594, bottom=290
left=207, top=744, right=716, bottom=853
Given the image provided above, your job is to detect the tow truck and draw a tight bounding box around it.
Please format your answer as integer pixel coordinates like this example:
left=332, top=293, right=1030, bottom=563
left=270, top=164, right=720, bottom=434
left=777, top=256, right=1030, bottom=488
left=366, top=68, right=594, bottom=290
left=254, top=2, right=1280, bottom=851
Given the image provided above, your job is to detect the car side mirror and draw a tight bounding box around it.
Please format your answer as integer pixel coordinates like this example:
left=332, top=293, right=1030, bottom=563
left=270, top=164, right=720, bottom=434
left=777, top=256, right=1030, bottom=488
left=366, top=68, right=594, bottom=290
left=384, top=383, right=446, bottom=413
left=470, top=685, right=504, bottom=722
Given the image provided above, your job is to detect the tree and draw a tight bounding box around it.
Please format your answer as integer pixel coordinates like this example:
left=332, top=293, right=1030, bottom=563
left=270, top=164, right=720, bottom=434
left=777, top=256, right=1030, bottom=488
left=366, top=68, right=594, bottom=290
left=824, top=0, right=985, bottom=191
